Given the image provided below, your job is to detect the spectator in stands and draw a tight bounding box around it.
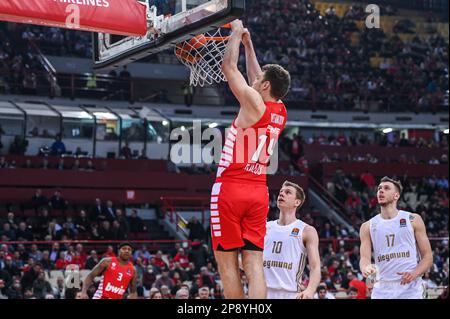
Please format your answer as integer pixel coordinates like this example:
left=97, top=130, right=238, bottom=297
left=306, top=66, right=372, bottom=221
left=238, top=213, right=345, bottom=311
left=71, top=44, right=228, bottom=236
left=174, top=287, right=189, bottom=299
left=314, top=284, right=335, bottom=299
left=40, top=251, right=52, bottom=271
left=114, top=209, right=130, bottom=235
left=20, top=262, right=41, bottom=292
left=346, top=271, right=367, bottom=299
left=143, top=266, right=157, bottom=291
left=199, top=266, right=215, bottom=289
left=5, top=279, right=22, bottom=299
left=360, top=170, right=376, bottom=190
left=47, top=220, right=60, bottom=240
left=32, top=271, right=53, bottom=299
left=31, top=189, right=48, bottom=211
left=50, top=135, right=66, bottom=156
left=149, top=288, right=162, bottom=299
left=49, top=190, right=68, bottom=212
left=198, top=286, right=211, bottom=300
left=74, top=210, right=90, bottom=234
left=104, top=200, right=116, bottom=220
left=0, top=156, right=8, bottom=168
left=28, top=244, right=42, bottom=262
left=186, top=216, right=206, bottom=242
left=98, top=221, right=114, bottom=240
left=111, top=220, right=127, bottom=240
left=128, top=209, right=145, bottom=233
left=55, top=252, right=68, bottom=270
left=154, top=268, right=174, bottom=291
left=347, top=286, right=359, bottom=299
left=9, top=135, right=28, bottom=156
left=172, top=248, right=189, bottom=269
left=1, top=212, right=17, bottom=231
left=49, top=243, right=60, bottom=264
left=52, top=277, right=65, bottom=299
left=90, top=198, right=105, bottom=222
left=120, top=141, right=133, bottom=159
left=2, top=256, right=20, bottom=279
left=153, top=251, right=168, bottom=270
left=102, top=245, right=116, bottom=259
left=55, top=221, right=76, bottom=240
left=0, top=279, right=8, bottom=299
left=1, top=223, right=15, bottom=241
left=16, top=222, right=33, bottom=241
left=320, top=222, right=336, bottom=239
left=188, top=241, right=209, bottom=272
left=134, top=245, right=152, bottom=263
left=84, top=250, right=99, bottom=270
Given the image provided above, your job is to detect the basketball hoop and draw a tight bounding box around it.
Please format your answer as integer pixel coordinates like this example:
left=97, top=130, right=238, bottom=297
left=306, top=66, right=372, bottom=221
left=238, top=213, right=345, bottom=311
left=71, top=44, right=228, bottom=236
left=175, top=24, right=231, bottom=87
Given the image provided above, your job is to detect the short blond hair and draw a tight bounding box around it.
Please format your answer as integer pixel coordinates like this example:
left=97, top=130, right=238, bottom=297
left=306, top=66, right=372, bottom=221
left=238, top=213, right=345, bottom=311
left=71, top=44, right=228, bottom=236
left=282, top=181, right=306, bottom=210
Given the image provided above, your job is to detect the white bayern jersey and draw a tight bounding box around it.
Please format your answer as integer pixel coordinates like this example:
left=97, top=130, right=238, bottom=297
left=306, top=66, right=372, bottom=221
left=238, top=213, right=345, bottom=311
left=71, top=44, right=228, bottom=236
left=369, top=210, right=420, bottom=282
left=263, top=219, right=308, bottom=292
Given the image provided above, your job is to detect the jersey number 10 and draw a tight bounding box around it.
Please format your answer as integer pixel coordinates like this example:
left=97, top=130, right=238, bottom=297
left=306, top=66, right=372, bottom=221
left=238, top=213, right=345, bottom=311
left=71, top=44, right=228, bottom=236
left=272, top=241, right=283, bottom=254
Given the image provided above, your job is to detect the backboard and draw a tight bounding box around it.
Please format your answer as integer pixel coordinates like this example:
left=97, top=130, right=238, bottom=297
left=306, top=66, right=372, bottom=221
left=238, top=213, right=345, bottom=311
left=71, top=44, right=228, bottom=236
left=93, top=0, right=245, bottom=72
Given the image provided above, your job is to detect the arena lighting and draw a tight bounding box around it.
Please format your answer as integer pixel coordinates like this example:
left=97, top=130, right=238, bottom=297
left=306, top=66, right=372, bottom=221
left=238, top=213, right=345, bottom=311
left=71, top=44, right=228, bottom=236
left=162, top=120, right=169, bottom=126
left=208, top=122, right=219, bottom=128
left=444, top=129, right=449, bottom=134
left=93, top=112, right=117, bottom=120
left=382, top=128, right=394, bottom=134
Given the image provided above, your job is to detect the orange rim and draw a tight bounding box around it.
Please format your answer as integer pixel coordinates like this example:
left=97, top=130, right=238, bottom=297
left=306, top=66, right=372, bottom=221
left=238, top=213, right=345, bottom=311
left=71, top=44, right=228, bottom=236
left=204, top=36, right=230, bottom=42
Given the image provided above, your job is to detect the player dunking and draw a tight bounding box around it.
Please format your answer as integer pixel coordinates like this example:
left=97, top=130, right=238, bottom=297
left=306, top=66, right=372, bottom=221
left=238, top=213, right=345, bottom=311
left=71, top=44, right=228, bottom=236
left=359, top=177, right=433, bottom=299
left=81, top=243, right=137, bottom=299
left=211, top=20, right=291, bottom=299
left=264, top=181, right=321, bottom=299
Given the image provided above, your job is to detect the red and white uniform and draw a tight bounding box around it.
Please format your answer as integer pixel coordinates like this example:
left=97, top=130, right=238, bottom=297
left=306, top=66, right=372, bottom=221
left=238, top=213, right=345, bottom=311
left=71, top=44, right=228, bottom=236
left=211, top=101, right=287, bottom=250
left=93, top=257, right=135, bottom=299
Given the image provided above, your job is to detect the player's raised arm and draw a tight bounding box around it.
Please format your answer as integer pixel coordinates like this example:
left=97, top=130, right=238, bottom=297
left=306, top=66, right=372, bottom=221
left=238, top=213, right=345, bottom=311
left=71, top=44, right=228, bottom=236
left=242, top=29, right=263, bottom=86
left=397, top=214, right=433, bottom=285
left=359, top=222, right=375, bottom=278
left=128, top=267, right=138, bottom=299
left=221, top=20, right=265, bottom=114
left=80, top=258, right=111, bottom=299
left=298, top=226, right=321, bottom=299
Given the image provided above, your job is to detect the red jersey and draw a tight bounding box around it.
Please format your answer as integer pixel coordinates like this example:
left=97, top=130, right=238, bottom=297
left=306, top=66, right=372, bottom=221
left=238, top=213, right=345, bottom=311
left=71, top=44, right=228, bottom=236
left=216, top=101, right=287, bottom=185
left=93, top=257, right=135, bottom=299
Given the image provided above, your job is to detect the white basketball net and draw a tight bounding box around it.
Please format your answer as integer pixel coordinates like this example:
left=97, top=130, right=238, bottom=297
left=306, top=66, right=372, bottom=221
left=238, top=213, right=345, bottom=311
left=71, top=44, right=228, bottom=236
left=174, top=28, right=229, bottom=87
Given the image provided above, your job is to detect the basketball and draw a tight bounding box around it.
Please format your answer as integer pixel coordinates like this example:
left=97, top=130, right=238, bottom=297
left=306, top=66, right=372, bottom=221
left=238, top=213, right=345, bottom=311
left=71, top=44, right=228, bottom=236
left=189, top=34, right=207, bottom=50
left=175, top=43, right=201, bottom=63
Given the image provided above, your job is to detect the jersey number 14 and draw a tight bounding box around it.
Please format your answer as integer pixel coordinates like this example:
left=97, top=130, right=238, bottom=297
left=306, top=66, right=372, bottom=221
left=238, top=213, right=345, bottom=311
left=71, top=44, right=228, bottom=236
left=252, top=135, right=276, bottom=164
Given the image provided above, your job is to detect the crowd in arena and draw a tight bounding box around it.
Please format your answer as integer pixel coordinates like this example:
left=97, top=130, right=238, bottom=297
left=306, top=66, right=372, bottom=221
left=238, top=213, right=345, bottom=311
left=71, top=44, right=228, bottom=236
left=242, top=0, right=448, bottom=112
left=0, top=24, right=44, bottom=95
left=0, top=194, right=149, bottom=243
left=1, top=208, right=448, bottom=299
left=1, top=1, right=448, bottom=112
